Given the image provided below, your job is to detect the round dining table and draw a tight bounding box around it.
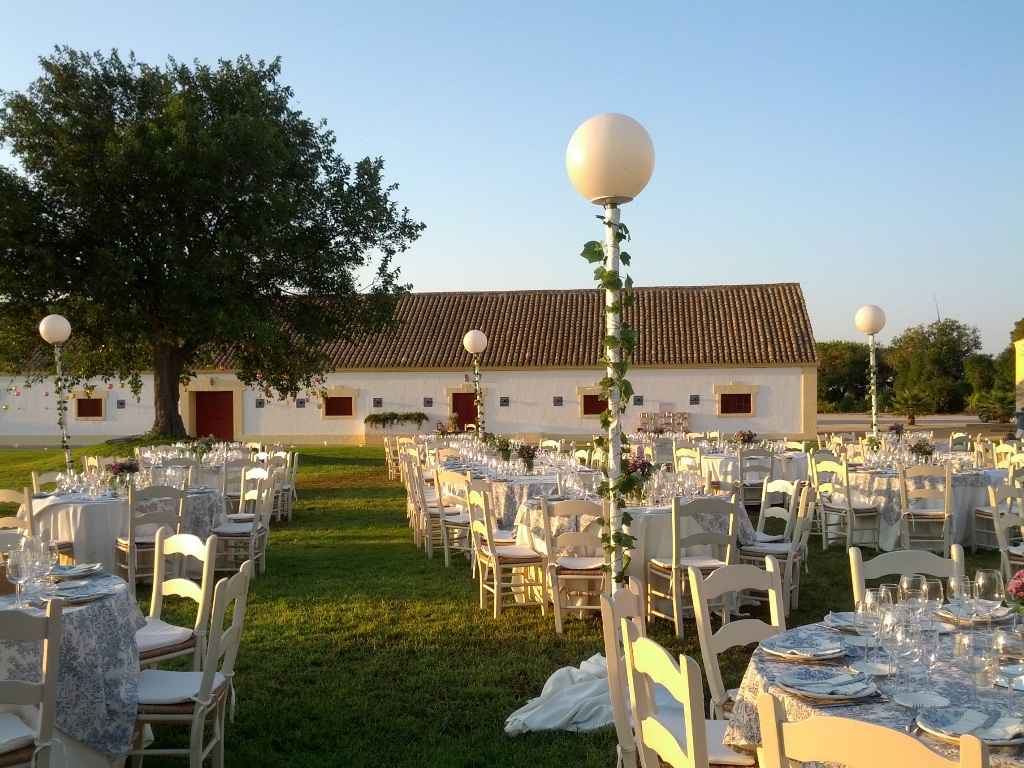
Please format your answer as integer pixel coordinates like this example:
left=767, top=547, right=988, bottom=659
left=724, top=620, right=1024, bottom=767
left=0, top=573, right=145, bottom=767
left=31, top=486, right=225, bottom=573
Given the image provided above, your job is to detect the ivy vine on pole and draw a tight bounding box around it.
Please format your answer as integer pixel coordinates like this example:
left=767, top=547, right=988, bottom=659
left=580, top=206, right=639, bottom=585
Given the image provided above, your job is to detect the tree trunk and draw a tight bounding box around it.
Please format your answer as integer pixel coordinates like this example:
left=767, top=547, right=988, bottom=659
left=151, top=342, right=188, bottom=437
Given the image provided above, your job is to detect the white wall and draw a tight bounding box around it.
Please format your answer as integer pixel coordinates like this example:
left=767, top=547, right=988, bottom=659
left=0, top=365, right=813, bottom=446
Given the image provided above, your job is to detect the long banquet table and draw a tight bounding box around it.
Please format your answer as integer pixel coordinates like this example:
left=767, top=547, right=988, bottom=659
left=723, top=621, right=1024, bottom=767
left=0, top=573, right=146, bottom=766
left=31, top=487, right=225, bottom=572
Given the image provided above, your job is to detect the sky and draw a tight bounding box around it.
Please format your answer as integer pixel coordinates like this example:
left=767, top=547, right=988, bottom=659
left=1, top=1, right=1021, bottom=354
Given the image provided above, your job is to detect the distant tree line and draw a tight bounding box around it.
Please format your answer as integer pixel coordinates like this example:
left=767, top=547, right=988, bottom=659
left=817, top=316, right=1023, bottom=422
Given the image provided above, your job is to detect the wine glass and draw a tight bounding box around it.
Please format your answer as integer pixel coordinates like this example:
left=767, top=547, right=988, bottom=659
left=974, top=569, right=1005, bottom=628
left=879, top=582, right=899, bottom=608
left=993, top=628, right=1024, bottom=716
left=6, top=546, right=30, bottom=608
left=901, top=588, right=925, bottom=622
left=898, top=574, right=926, bottom=604
left=46, top=541, right=60, bottom=585
left=922, top=579, right=944, bottom=626
left=854, top=599, right=880, bottom=663
left=947, top=575, right=976, bottom=625
left=918, top=625, right=942, bottom=685
left=877, top=607, right=901, bottom=689
left=895, top=618, right=922, bottom=693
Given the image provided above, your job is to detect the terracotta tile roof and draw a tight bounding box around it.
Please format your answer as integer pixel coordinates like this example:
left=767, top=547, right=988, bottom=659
left=309, top=283, right=817, bottom=370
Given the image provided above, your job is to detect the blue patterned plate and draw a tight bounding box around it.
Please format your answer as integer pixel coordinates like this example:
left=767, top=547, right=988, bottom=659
left=774, top=667, right=876, bottom=700
left=51, top=563, right=102, bottom=580
left=917, top=707, right=1024, bottom=745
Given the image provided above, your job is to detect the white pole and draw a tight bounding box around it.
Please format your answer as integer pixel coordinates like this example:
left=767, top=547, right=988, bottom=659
left=868, top=333, right=878, bottom=439
left=604, top=203, right=622, bottom=590
left=54, top=344, right=73, bottom=472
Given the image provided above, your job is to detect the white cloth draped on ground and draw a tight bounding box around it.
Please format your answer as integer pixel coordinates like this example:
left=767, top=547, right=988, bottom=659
left=504, top=653, right=683, bottom=735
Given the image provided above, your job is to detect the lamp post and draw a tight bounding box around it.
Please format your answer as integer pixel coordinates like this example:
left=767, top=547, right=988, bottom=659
left=855, top=305, right=886, bottom=440
left=463, top=329, right=488, bottom=433
left=39, top=314, right=74, bottom=472
left=567, top=113, right=655, bottom=589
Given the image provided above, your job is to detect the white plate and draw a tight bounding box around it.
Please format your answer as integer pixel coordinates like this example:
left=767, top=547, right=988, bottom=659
left=935, top=604, right=1013, bottom=625
left=761, top=644, right=847, bottom=661
left=51, top=563, right=102, bottom=580
left=849, top=661, right=889, bottom=676
left=774, top=668, right=877, bottom=701
left=760, top=634, right=845, bottom=660
left=42, top=590, right=111, bottom=605
left=894, top=691, right=949, bottom=709
left=917, top=707, right=1024, bottom=745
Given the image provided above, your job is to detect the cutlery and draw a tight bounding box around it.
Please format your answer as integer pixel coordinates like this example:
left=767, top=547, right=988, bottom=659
left=969, top=711, right=1001, bottom=735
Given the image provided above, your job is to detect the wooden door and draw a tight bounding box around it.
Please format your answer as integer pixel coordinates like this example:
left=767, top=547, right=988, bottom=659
left=195, top=391, right=234, bottom=440
left=451, top=392, right=477, bottom=431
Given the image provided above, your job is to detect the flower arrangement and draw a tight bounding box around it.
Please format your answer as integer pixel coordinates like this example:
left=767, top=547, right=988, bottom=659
left=109, top=458, right=140, bottom=476
left=626, top=454, right=656, bottom=479
left=1007, top=569, right=1024, bottom=614
left=517, top=444, right=537, bottom=461
left=866, top=435, right=882, bottom=451
left=887, top=423, right=905, bottom=436
left=735, top=430, right=757, bottom=445
left=908, top=439, right=933, bottom=458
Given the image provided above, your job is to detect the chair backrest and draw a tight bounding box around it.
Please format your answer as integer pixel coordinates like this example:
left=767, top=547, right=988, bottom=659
left=670, top=496, right=737, bottom=569
left=849, top=545, right=965, bottom=604
left=599, top=578, right=645, bottom=768
left=756, top=478, right=802, bottom=540
left=994, top=443, right=1017, bottom=469
left=223, top=459, right=260, bottom=497
left=898, top=463, right=952, bottom=512
left=674, top=446, right=702, bottom=473
left=757, top=690, right=987, bottom=768
left=539, top=438, right=563, bottom=452
left=125, top=485, right=186, bottom=584
left=467, top=488, right=502, bottom=553
left=739, top=448, right=773, bottom=484
left=0, top=600, right=63, bottom=767
left=31, top=470, right=62, bottom=495
left=0, top=488, right=29, bottom=545
left=992, top=504, right=1024, bottom=582
left=949, top=432, right=971, bottom=451
left=198, top=560, right=255, bottom=704
left=149, top=529, right=218, bottom=658
left=237, top=467, right=271, bottom=515
left=689, top=556, right=785, bottom=718
left=541, top=499, right=605, bottom=564
left=622, top=622, right=711, bottom=768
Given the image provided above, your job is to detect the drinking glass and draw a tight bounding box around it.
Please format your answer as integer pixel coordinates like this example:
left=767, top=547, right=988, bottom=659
left=854, top=599, right=880, bottom=662
left=898, top=574, right=926, bottom=604
left=918, top=625, right=941, bottom=685
left=974, top=569, right=1005, bottom=628
left=966, top=630, right=996, bottom=705
left=877, top=607, right=901, bottom=687
left=993, top=628, right=1024, bottom=716
left=6, top=546, right=30, bottom=608
left=47, top=541, right=60, bottom=584
left=922, top=579, right=944, bottom=624
left=948, top=575, right=975, bottom=625
left=895, top=618, right=922, bottom=692
left=901, top=588, right=925, bottom=621
left=878, top=582, right=899, bottom=608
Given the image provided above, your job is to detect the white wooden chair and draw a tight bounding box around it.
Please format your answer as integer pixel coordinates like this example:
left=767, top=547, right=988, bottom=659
left=30, top=471, right=61, bottom=495
left=898, top=463, right=953, bottom=553
left=0, top=600, right=62, bottom=768
left=599, top=578, right=646, bottom=768
left=117, top=485, right=186, bottom=584
left=212, top=480, right=272, bottom=574
left=971, top=483, right=1023, bottom=553
left=137, top=529, right=218, bottom=671
left=0, top=488, right=30, bottom=553
left=688, top=557, right=786, bottom=720
left=992, top=508, right=1024, bottom=583
left=434, top=469, right=474, bottom=567
left=130, top=560, right=255, bottom=768
left=542, top=498, right=608, bottom=634
left=647, top=496, right=737, bottom=638
left=161, top=456, right=198, bottom=487
left=25, top=490, right=76, bottom=563
left=226, top=466, right=270, bottom=523
left=813, top=457, right=880, bottom=550
left=469, top=489, right=547, bottom=619
left=738, top=448, right=773, bottom=508
left=622, top=622, right=755, bottom=768
left=673, top=445, right=702, bottom=474
left=750, top=478, right=801, bottom=544
left=848, top=544, right=964, bottom=605
left=737, top=485, right=815, bottom=616
left=757, top=690, right=987, bottom=768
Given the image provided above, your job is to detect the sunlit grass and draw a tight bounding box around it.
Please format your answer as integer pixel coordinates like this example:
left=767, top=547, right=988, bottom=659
left=0, top=445, right=1002, bottom=767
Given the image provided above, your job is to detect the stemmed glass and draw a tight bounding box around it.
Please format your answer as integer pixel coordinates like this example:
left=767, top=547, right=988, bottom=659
left=877, top=607, right=901, bottom=689
left=975, top=569, right=1005, bottom=628
left=918, top=625, right=942, bottom=686
left=5, top=546, right=30, bottom=608
left=948, top=575, right=976, bottom=625
left=895, top=618, right=922, bottom=693
left=922, top=579, right=944, bottom=627
left=854, top=599, right=881, bottom=664
left=898, top=574, right=926, bottom=604
left=993, top=628, right=1024, bottom=716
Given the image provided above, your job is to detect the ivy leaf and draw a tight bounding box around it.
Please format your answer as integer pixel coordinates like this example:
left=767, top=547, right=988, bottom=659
left=580, top=240, right=605, bottom=264
left=620, top=250, right=631, bottom=266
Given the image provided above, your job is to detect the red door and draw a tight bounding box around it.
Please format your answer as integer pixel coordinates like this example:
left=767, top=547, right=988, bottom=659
left=452, top=392, right=477, bottom=431
left=195, top=391, right=234, bottom=440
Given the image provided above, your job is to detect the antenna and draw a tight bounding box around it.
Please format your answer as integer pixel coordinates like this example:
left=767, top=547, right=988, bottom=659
left=932, top=292, right=941, bottom=322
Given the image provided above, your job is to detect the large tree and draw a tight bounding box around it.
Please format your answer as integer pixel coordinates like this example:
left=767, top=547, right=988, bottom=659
left=884, top=318, right=981, bottom=413
left=0, top=48, right=423, bottom=435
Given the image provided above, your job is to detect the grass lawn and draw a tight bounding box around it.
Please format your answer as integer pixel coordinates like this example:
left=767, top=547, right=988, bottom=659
left=0, top=445, right=1003, bottom=767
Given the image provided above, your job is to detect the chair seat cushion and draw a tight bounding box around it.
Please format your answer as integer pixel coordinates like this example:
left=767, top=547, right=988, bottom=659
left=0, top=712, right=34, bottom=755
left=649, top=556, right=727, bottom=572
left=974, top=505, right=995, bottom=517
left=754, top=532, right=784, bottom=543
left=136, top=618, right=195, bottom=653
left=137, top=669, right=226, bottom=706
left=740, top=542, right=791, bottom=555
left=227, top=513, right=255, bottom=523
left=482, top=545, right=541, bottom=563
left=655, top=711, right=754, bottom=766
left=554, top=555, right=604, bottom=571
left=491, top=529, right=516, bottom=543
left=212, top=521, right=257, bottom=536
left=116, top=534, right=158, bottom=546
left=443, top=512, right=470, bottom=525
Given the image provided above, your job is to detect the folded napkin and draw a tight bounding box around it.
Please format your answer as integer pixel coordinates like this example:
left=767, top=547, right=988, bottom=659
left=761, top=635, right=843, bottom=657
left=946, top=710, right=1024, bottom=741
left=776, top=671, right=868, bottom=693
left=936, top=605, right=1012, bottom=625
left=826, top=611, right=858, bottom=630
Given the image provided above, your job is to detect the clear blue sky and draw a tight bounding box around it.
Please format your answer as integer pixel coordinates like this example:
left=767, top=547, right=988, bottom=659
left=2, top=1, right=1021, bottom=354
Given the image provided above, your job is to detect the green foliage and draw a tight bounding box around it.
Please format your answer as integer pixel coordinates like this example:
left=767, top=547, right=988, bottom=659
left=970, top=389, right=1016, bottom=422
left=0, top=48, right=423, bottom=436
left=884, top=319, right=980, bottom=413
left=363, top=411, right=428, bottom=429
left=816, top=340, right=872, bottom=405
left=889, top=388, right=931, bottom=422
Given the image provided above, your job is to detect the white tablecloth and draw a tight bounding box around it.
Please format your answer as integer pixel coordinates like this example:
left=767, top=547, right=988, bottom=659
left=0, top=573, right=145, bottom=763
left=31, top=488, right=226, bottom=572
left=701, top=452, right=808, bottom=484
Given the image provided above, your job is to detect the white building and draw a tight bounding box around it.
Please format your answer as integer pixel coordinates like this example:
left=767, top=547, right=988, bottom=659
left=0, top=284, right=819, bottom=446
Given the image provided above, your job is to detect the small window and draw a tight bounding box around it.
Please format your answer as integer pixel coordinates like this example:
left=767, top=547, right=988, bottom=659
left=582, top=394, right=608, bottom=416
left=76, top=398, right=103, bottom=418
left=325, top=396, right=354, bottom=417
left=720, top=393, right=752, bottom=415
